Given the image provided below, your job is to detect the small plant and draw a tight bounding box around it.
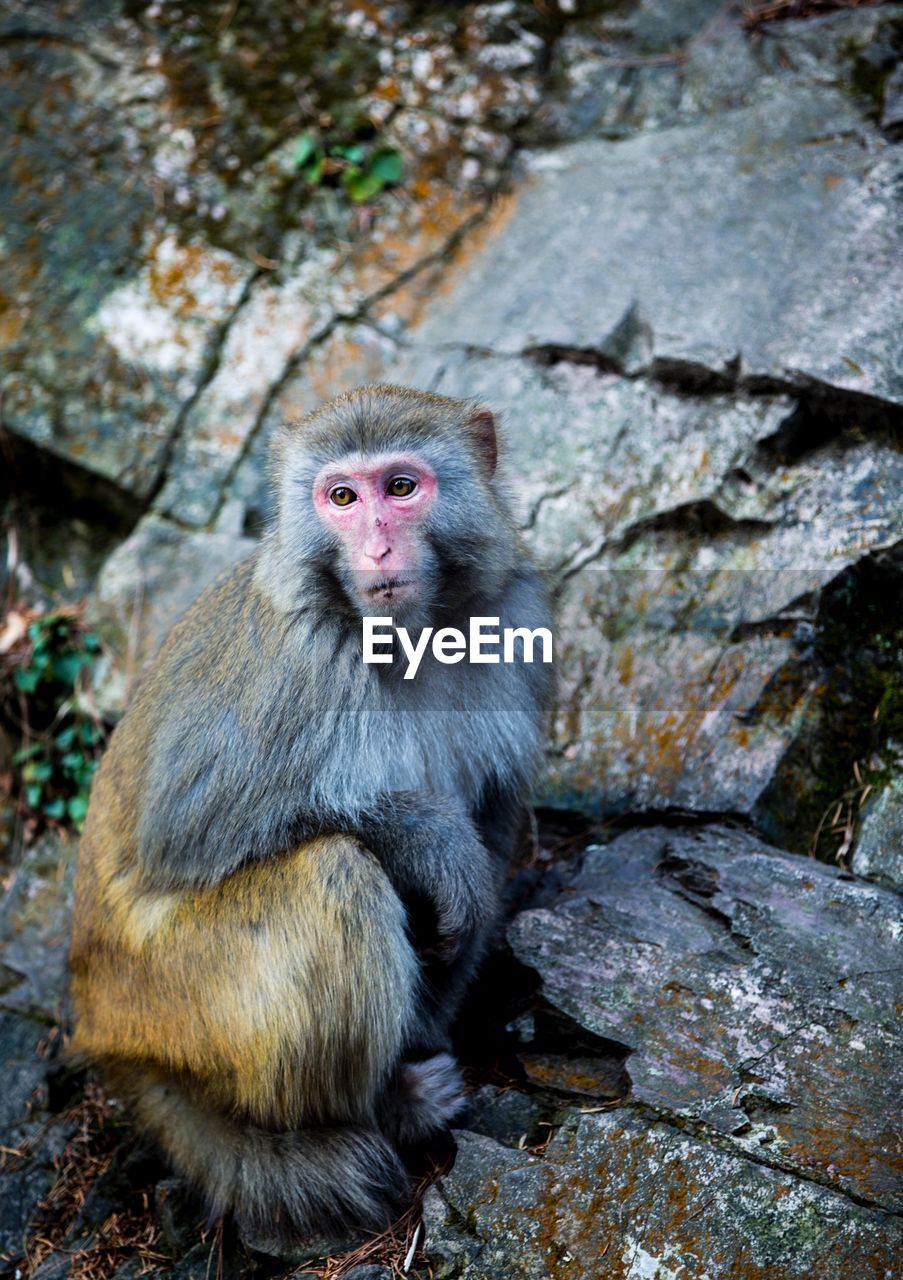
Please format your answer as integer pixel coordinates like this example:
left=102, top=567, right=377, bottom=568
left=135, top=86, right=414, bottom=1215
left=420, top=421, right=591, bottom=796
left=1, top=607, right=107, bottom=835
left=293, top=131, right=405, bottom=202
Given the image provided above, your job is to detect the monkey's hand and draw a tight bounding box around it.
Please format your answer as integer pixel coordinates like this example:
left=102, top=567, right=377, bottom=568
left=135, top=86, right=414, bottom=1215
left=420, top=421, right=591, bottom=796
left=428, top=830, right=498, bottom=963
left=358, top=793, right=499, bottom=964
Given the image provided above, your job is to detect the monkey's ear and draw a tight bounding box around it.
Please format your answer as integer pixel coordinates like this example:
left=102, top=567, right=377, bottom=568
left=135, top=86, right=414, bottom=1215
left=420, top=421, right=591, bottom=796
left=466, top=406, right=497, bottom=478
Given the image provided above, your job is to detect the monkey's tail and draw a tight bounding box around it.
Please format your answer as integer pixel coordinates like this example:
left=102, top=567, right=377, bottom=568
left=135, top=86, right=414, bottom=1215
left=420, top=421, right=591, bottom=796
left=130, top=1072, right=409, bottom=1240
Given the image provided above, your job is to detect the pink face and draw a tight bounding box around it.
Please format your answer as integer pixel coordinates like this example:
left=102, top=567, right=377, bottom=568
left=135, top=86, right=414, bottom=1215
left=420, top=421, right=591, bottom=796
left=312, top=452, right=438, bottom=606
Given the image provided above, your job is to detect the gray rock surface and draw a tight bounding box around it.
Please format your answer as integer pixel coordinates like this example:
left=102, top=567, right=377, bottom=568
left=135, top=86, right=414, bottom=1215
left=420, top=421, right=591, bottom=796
left=537, top=4, right=903, bottom=145
left=0, top=835, right=76, bottom=1020
left=405, top=85, right=902, bottom=402
left=366, top=15, right=903, bottom=845
left=425, top=1115, right=902, bottom=1280
left=853, top=762, right=903, bottom=890
left=507, top=825, right=902, bottom=1212
left=0, top=1010, right=73, bottom=1262
left=1, top=0, right=532, bottom=506
left=420, top=821, right=903, bottom=1275
left=87, top=513, right=255, bottom=715
left=384, top=346, right=903, bottom=841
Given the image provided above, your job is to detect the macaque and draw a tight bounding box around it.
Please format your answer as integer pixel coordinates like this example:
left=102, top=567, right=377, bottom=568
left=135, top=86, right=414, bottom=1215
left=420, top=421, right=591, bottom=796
left=69, top=385, right=553, bottom=1246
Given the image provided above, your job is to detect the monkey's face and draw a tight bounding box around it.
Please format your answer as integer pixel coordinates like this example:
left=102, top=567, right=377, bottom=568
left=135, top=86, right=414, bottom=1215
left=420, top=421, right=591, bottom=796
left=311, top=451, right=439, bottom=614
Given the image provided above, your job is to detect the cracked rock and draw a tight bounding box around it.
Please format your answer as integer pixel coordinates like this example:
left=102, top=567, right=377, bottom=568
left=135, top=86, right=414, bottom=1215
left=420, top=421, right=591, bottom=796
left=404, top=85, right=902, bottom=402
left=426, top=1113, right=902, bottom=1279
left=852, top=761, right=903, bottom=891
left=507, top=824, right=903, bottom=1210
left=385, top=347, right=903, bottom=843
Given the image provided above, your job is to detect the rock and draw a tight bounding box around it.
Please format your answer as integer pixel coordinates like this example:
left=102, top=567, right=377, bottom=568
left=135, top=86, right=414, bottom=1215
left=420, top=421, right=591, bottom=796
left=421, top=1182, right=484, bottom=1279
left=154, top=1178, right=204, bottom=1258
left=384, top=347, right=903, bottom=845
left=1, top=0, right=539, bottom=512
left=153, top=252, right=350, bottom=527
left=427, top=1115, right=902, bottom=1279
left=0, top=1010, right=53, bottom=1138
left=882, top=60, right=903, bottom=133
left=239, top=1221, right=363, bottom=1266
left=0, top=835, right=76, bottom=1020
left=852, top=762, right=903, bottom=890
left=29, top=1253, right=74, bottom=1280
left=169, top=1244, right=214, bottom=1280
left=405, top=86, right=901, bottom=403
left=508, top=825, right=903, bottom=1211
left=0, top=31, right=207, bottom=500
left=88, top=515, right=256, bottom=716
left=457, top=1085, right=552, bottom=1150
left=0, top=1012, right=70, bottom=1262
left=107, top=1262, right=148, bottom=1280
left=533, top=0, right=726, bottom=143
left=534, top=4, right=903, bottom=146
left=0, top=1156, right=56, bottom=1263
left=517, top=1051, right=625, bottom=1100
left=2, top=5, right=901, bottom=1277
left=375, top=14, right=903, bottom=853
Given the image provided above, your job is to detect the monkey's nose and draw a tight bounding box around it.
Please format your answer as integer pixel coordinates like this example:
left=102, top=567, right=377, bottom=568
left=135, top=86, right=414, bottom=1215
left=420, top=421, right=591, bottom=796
left=363, top=541, right=392, bottom=566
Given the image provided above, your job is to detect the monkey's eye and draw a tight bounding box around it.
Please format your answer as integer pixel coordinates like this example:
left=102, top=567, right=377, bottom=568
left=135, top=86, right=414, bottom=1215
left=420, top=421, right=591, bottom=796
left=329, top=486, right=358, bottom=507
left=387, top=476, right=416, bottom=498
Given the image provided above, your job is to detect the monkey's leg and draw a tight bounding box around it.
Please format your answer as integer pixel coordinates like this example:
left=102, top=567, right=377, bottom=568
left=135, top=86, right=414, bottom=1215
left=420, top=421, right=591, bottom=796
left=373, top=902, right=499, bottom=1149
left=73, top=836, right=421, bottom=1239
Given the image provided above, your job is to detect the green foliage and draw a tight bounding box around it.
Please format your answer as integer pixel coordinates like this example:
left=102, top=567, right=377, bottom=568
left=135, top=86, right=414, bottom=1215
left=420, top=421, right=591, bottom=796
left=3, top=612, right=106, bottom=834
left=293, top=130, right=405, bottom=202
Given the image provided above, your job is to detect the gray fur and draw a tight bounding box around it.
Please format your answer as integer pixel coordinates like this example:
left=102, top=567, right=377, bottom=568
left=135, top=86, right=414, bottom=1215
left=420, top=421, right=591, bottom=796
left=117, top=385, right=552, bottom=1240
left=378, top=1054, right=465, bottom=1147
left=131, top=1073, right=408, bottom=1243
left=135, top=387, right=552, bottom=896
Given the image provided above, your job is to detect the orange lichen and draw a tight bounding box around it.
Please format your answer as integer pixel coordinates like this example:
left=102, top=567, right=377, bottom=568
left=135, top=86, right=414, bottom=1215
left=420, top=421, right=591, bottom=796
left=146, top=240, right=244, bottom=319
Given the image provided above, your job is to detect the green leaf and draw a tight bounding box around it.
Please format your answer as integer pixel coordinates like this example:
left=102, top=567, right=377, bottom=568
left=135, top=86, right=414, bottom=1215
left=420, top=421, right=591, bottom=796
left=14, top=668, right=42, bottom=694
left=13, top=743, right=41, bottom=764
left=300, top=156, right=325, bottom=186
left=43, top=797, right=66, bottom=819
left=25, top=784, right=43, bottom=809
left=23, top=760, right=53, bottom=783
left=332, top=143, right=365, bottom=164
left=79, top=721, right=100, bottom=746
left=293, top=132, right=319, bottom=168
left=67, top=794, right=89, bottom=824
left=370, top=148, right=404, bottom=184
left=62, top=751, right=85, bottom=771
left=55, top=726, right=77, bottom=749
left=344, top=167, right=385, bottom=203
left=83, top=632, right=101, bottom=652
left=51, top=652, right=87, bottom=685
left=68, top=758, right=97, bottom=787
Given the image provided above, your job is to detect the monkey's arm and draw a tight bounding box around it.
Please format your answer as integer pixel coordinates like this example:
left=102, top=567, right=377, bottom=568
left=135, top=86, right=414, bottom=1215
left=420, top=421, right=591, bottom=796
left=355, top=792, right=500, bottom=962
left=133, top=647, right=497, bottom=952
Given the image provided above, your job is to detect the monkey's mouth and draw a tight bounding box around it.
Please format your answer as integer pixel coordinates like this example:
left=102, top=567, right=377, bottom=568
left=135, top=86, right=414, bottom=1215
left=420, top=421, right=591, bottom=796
left=364, top=576, right=417, bottom=602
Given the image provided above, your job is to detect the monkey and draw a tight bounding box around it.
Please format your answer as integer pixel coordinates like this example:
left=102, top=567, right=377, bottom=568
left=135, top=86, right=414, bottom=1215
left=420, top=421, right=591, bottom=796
left=69, top=384, right=553, bottom=1248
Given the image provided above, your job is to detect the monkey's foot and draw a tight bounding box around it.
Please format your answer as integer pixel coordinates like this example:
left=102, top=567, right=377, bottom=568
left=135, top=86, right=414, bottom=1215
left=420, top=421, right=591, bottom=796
left=380, top=1052, right=465, bottom=1147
